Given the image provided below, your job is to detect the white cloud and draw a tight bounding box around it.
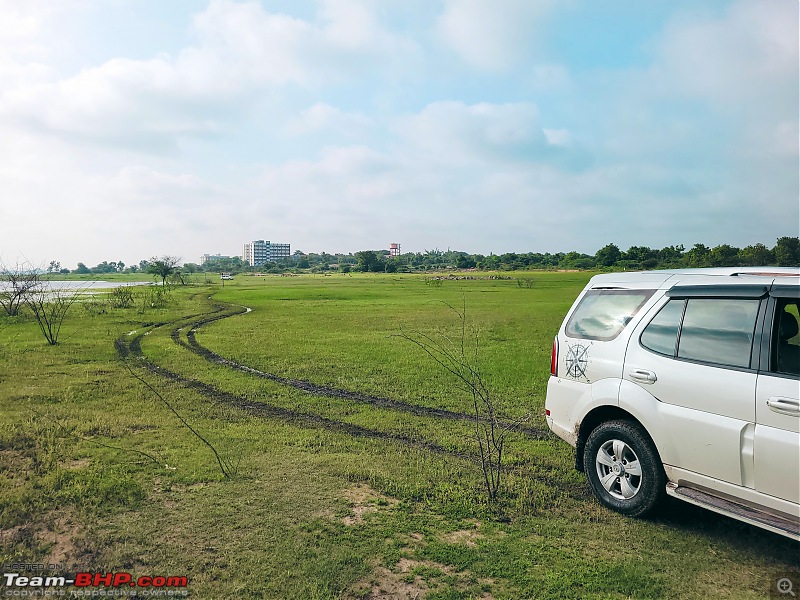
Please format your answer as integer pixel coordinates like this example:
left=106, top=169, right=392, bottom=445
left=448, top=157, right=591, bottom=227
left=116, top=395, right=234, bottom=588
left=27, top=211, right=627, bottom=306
left=0, top=0, right=420, bottom=151
left=396, top=101, right=547, bottom=162
left=653, top=0, right=797, bottom=116
left=437, top=0, right=554, bottom=70
left=284, top=103, right=372, bottom=136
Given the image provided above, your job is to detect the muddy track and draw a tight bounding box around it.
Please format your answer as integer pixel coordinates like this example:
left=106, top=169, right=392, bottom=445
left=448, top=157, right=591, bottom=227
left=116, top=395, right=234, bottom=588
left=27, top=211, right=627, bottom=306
left=115, top=318, right=581, bottom=496
left=116, top=328, right=467, bottom=459
left=175, top=306, right=550, bottom=440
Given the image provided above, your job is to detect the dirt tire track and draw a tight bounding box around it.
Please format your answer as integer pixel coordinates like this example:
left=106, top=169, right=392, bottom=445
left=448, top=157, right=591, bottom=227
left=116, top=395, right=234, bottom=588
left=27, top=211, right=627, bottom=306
left=116, top=328, right=468, bottom=459
left=178, top=306, right=551, bottom=440
left=116, top=319, right=583, bottom=497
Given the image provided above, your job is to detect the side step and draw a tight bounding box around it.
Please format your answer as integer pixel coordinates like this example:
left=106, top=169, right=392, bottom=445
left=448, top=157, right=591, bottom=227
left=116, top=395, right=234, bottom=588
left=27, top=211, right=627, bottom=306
left=666, top=483, right=800, bottom=541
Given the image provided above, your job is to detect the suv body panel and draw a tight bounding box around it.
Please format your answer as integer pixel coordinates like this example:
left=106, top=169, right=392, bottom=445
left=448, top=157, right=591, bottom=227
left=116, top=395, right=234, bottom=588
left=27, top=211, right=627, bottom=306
left=545, top=267, right=800, bottom=536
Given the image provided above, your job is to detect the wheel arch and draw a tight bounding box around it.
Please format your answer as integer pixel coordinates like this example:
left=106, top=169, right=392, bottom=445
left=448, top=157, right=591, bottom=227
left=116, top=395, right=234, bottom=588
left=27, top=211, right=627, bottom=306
left=575, top=406, right=656, bottom=473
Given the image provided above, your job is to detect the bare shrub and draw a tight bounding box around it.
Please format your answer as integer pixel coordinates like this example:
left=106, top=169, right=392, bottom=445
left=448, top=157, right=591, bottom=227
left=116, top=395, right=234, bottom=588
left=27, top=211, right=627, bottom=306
left=25, top=285, right=82, bottom=345
left=516, top=277, right=535, bottom=289
left=397, top=301, right=529, bottom=502
left=0, top=262, right=40, bottom=316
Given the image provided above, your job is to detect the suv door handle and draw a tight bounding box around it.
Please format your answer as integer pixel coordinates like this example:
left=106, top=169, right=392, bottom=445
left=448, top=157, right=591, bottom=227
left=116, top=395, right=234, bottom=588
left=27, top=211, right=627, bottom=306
left=629, top=369, right=657, bottom=384
left=766, top=397, right=800, bottom=417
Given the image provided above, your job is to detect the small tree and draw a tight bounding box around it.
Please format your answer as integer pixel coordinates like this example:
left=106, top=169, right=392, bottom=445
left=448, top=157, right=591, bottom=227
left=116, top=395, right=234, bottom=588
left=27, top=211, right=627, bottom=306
left=397, top=302, right=528, bottom=502
left=0, top=262, right=40, bottom=316
left=147, top=256, right=181, bottom=286
left=25, top=285, right=81, bottom=345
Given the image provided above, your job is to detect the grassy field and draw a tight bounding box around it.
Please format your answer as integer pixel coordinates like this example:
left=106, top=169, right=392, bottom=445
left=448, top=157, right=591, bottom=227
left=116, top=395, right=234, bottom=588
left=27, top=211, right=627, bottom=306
left=1, top=272, right=797, bottom=599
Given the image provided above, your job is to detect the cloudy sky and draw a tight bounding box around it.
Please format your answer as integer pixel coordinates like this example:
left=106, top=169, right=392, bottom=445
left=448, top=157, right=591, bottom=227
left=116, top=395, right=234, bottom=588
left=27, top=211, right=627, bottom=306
left=0, top=0, right=797, bottom=268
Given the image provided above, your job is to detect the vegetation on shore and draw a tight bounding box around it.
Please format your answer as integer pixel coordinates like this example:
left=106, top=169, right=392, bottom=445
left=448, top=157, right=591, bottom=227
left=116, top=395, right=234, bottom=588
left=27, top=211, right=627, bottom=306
left=36, top=236, right=800, bottom=277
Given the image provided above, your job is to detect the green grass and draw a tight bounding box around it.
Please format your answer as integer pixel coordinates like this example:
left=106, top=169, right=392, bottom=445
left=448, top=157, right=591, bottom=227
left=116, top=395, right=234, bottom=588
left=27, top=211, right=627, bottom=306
left=1, top=273, right=796, bottom=599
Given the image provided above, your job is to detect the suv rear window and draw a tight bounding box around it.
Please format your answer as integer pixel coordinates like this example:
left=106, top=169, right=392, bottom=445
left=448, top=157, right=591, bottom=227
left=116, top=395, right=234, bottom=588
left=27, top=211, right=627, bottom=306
left=565, top=289, right=654, bottom=341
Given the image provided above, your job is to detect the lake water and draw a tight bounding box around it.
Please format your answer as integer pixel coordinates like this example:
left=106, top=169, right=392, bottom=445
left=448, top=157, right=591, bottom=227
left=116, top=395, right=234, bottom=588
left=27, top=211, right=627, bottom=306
left=0, top=280, right=154, bottom=293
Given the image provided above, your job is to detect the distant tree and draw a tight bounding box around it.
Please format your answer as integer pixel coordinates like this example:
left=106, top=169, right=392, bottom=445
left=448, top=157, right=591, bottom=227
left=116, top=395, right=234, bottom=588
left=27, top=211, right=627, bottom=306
left=355, top=250, right=385, bottom=272
left=623, top=246, right=658, bottom=267
left=478, top=255, right=501, bottom=270
left=658, top=245, right=685, bottom=266
left=774, top=236, right=800, bottom=267
left=91, top=261, right=117, bottom=274
left=384, top=259, right=400, bottom=273
left=455, top=253, right=476, bottom=269
left=560, top=251, right=595, bottom=269
left=47, top=260, right=61, bottom=274
left=595, top=243, right=621, bottom=267
left=147, top=256, right=182, bottom=285
left=685, top=243, right=711, bottom=268
left=572, top=257, right=597, bottom=269
left=738, top=243, right=774, bottom=266
left=74, top=262, right=91, bottom=274
left=709, top=244, right=740, bottom=267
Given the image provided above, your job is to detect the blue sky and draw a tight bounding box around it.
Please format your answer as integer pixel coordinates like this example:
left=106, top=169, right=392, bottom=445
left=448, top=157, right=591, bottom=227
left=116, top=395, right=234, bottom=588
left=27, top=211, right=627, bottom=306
left=0, top=0, right=797, bottom=268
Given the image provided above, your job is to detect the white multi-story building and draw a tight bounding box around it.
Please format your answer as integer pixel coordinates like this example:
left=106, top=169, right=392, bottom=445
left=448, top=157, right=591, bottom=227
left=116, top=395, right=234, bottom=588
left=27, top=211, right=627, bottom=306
left=243, top=240, right=291, bottom=266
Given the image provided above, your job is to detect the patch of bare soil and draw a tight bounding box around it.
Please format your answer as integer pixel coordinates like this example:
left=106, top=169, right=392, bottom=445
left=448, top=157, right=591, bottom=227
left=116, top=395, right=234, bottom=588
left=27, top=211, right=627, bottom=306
left=0, top=525, right=29, bottom=546
left=441, top=529, right=480, bottom=547
left=348, top=557, right=496, bottom=600
left=341, top=483, right=399, bottom=526
left=364, top=563, right=429, bottom=599
left=0, top=448, right=32, bottom=487
left=37, top=514, right=82, bottom=566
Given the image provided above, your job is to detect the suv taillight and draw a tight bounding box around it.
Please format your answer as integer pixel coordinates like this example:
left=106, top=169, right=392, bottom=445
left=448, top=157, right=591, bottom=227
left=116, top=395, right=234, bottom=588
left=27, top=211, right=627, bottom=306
left=550, top=336, right=558, bottom=376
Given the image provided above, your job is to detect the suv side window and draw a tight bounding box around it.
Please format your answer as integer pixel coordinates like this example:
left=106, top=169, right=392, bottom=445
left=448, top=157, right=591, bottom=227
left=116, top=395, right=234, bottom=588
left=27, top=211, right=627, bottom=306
left=640, top=297, right=760, bottom=368
left=677, top=299, right=759, bottom=368
left=565, top=289, right=654, bottom=341
left=772, top=299, right=800, bottom=376
left=640, top=299, right=684, bottom=356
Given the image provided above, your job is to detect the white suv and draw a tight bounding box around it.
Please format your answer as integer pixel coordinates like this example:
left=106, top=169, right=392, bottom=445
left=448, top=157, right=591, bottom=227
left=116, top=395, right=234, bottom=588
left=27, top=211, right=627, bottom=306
left=545, top=267, right=799, bottom=540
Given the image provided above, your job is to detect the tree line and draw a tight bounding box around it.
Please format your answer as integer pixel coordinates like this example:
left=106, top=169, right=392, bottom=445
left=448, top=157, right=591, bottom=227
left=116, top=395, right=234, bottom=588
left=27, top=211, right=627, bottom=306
left=53, top=236, right=800, bottom=276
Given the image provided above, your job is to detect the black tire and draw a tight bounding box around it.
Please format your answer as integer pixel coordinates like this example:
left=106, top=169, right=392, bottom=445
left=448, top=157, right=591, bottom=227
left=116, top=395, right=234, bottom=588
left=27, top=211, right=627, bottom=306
left=582, top=420, right=666, bottom=518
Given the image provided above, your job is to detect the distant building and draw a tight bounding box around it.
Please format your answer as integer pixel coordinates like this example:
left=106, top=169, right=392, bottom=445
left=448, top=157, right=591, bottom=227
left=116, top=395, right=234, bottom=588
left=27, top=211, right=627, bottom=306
left=201, top=254, right=230, bottom=264
left=389, top=243, right=401, bottom=257
left=243, top=240, right=291, bottom=266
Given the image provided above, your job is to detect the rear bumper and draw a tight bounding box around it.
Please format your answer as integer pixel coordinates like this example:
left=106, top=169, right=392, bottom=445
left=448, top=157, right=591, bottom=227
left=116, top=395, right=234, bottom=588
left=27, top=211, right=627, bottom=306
left=546, top=414, right=578, bottom=447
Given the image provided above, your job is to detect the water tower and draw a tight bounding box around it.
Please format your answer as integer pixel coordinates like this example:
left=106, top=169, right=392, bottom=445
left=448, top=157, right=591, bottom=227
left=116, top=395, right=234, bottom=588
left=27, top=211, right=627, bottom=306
left=389, top=243, right=401, bottom=256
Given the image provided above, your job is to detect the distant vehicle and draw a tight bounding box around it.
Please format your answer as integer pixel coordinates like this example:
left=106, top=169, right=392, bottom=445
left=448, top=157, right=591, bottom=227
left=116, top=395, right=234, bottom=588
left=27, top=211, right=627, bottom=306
left=220, top=273, right=234, bottom=280
left=545, top=267, right=799, bottom=540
